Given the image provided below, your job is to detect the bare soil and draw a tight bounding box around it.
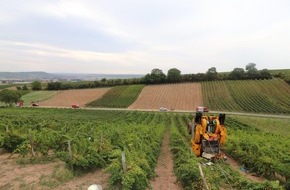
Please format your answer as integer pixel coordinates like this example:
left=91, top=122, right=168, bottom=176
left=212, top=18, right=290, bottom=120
left=129, top=83, right=203, bottom=111
left=0, top=154, right=60, bottom=190
left=148, top=128, right=181, bottom=190
left=0, top=154, right=109, bottom=190
left=39, top=88, right=110, bottom=108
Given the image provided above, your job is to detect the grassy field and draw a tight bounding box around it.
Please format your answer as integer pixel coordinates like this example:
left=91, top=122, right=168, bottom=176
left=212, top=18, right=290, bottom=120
left=87, top=84, right=144, bottom=108
left=21, top=91, right=57, bottom=106
left=202, top=79, right=290, bottom=114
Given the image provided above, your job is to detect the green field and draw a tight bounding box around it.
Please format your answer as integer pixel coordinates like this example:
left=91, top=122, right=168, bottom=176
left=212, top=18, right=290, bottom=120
left=20, top=91, right=57, bottom=106
left=225, top=116, right=290, bottom=184
left=0, top=108, right=165, bottom=189
left=87, top=84, right=144, bottom=108
left=202, top=79, right=290, bottom=114
left=0, top=108, right=287, bottom=189
left=0, top=84, right=14, bottom=90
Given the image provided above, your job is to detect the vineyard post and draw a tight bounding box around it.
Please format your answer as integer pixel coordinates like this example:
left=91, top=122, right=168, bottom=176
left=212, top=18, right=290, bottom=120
left=198, top=163, right=209, bottom=190
left=6, top=126, right=9, bottom=132
left=28, top=132, right=36, bottom=157
left=68, top=140, right=72, bottom=160
left=121, top=151, right=127, bottom=172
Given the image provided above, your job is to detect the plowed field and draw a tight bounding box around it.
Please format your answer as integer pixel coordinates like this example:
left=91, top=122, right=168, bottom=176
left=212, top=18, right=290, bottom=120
left=39, top=88, right=110, bottom=107
left=128, top=83, right=203, bottom=110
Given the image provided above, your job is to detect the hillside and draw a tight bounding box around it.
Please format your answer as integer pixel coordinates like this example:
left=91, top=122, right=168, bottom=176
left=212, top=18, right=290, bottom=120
left=128, top=83, right=203, bottom=110
left=39, top=88, right=110, bottom=107
left=0, top=72, right=58, bottom=80
left=86, top=85, right=144, bottom=108
left=18, top=79, right=290, bottom=114
left=202, top=79, right=290, bottom=114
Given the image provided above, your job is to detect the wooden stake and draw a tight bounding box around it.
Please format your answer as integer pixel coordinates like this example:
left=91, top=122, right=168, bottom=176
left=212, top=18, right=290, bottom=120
left=198, top=163, right=210, bottom=190
left=29, top=132, right=36, bottom=157
left=68, top=140, right=72, bottom=160
left=121, top=151, right=127, bottom=172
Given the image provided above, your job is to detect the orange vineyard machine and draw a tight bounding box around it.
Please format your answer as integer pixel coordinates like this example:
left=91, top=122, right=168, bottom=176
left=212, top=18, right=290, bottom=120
left=187, top=112, right=227, bottom=160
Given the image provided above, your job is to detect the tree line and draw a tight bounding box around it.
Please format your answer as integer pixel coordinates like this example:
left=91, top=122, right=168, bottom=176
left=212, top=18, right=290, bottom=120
left=43, top=63, right=272, bottom=90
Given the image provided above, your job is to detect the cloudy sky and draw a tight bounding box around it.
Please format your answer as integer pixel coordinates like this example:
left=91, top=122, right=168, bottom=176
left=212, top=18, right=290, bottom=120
left=0, top=0, right=289, bottom=74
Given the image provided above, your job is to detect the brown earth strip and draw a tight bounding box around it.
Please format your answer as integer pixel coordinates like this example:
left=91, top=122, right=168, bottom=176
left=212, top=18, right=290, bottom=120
left=148, top=127, right=181, bottom=190
left=39, top=88, right=110, bottom=107
left=0, top=153, right=109, bottom=190
left=129, top=83, right=203, bottom=111
left=0, top=154, right=61, bottom=190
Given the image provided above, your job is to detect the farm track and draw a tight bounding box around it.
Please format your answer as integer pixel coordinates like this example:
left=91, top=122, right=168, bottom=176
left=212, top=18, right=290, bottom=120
left=148, top=126, right=181, bottom=190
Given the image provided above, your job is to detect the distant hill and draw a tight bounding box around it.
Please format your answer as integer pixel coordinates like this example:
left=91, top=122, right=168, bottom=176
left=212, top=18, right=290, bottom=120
left=0, top=72, right=58, bottom=81
left=0, top=72, right=143, bottom=81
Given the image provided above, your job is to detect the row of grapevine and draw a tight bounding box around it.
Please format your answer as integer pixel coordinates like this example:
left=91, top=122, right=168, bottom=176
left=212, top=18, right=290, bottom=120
left=86, top=85, right=144, bottom=108
left=202, top=79, right=290, bottom=114
left=225, top=117, right=290, bottom=188
left=169, top=113, right=283, bottom=189
left=0, top=108, right=165, bottom=190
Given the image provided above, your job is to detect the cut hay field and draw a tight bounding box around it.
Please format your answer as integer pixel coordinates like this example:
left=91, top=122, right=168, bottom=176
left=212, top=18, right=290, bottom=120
left=128, top=83, right=203, bottom=110
left=39, top=88, right=110, bottom=107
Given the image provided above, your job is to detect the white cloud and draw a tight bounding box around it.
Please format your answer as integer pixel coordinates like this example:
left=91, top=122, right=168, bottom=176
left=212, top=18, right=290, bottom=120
left=0, top=0, right=290, bottom=73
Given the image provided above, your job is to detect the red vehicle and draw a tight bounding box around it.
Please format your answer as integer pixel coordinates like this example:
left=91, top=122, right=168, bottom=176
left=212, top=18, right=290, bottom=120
left=17, top=101, right=23, bottom=107
left=72, top=104, right=80, bottom=108
left=196, top=106, right=209, bottom=112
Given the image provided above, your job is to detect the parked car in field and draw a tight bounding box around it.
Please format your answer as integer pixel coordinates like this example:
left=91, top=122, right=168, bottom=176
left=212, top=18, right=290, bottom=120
left=196, top=106, right=209, bottom=112
left=72, top=104, right=80, bottom=108
left=159, top=107, right=168, bottom=112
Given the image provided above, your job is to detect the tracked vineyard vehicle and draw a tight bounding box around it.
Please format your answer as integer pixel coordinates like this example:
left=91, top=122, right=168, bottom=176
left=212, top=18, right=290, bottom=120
left=187, top=112, right=227, bottom=160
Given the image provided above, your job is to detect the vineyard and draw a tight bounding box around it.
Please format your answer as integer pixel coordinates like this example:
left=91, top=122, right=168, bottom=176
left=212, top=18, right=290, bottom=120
left=87, top=85, right=144, bottom=108
left=0, top=108, right=288, bottom=189
left=225, top=118, right=290, bottom=182
left=21, top=91, right=57, bottom=106
left=202, top=79, right=290, bottom=114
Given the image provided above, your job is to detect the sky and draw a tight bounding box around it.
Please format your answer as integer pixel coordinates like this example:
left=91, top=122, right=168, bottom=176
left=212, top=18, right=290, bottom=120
left=0, top=0, right=289, bottom=74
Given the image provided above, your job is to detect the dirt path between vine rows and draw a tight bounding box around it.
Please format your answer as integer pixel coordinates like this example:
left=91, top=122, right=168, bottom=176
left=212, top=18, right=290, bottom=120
left=224, top=153, right=266, bottom=183
left=148, top=128, right=182, bottom=190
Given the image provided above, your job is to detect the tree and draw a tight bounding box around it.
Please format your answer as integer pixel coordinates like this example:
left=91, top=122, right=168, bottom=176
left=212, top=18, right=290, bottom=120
left=47, top=82, right=62, bottom=90
left=31, top=81, right=42, bottom=91
left=245, top=63, right=257, bottom=71
left=206, top=67, right=218, bottom=81
left=22, top=85, right=28, bottom=90
left=229, top=68, right=245, bottom=80
left=259, top=69, right=272, bottom=79
left=151, top=68, right=166, bottom=84
left=245, top=63, right=258, bottom=79
left=0, top=90, right=21, bottom=106
left=167, top=68, right=181, bottom=83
